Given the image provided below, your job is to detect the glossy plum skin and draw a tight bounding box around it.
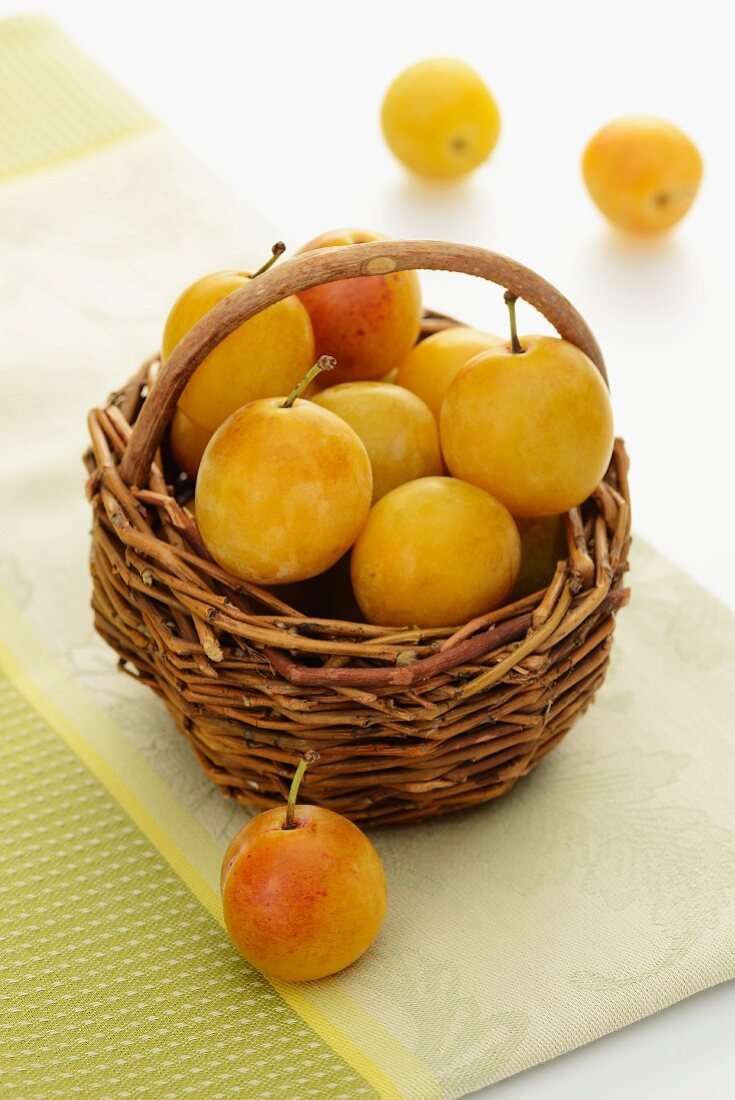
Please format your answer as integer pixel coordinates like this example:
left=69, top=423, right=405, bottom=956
left=440, top=337, right=614, bottom=518
left=394, top=326, right=504, bottom=422
left=381, top=58, right=501, bottom=178
left=311, top=382, right=442, bottom=503
left=582, top=117, right=703, bottom=233
left=195, top=397, right=372, bottom=584
left=297, top=229, right=422, bottom=385
left=351, top=476, right=521, bottom=628
left=221, top=805, right=387, bottom=982
left=163, top=269, right=315, bottom=434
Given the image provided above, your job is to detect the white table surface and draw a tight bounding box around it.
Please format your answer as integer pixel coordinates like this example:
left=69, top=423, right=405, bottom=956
left=5, top=0, right=734, bottom=1095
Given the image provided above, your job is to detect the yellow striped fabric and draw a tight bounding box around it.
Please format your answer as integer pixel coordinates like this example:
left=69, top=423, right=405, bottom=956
left=0, top=14, right=156, bottom=181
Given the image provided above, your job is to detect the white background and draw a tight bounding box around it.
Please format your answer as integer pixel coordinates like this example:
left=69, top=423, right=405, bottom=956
left=4, top=0, right=734, bottom=1095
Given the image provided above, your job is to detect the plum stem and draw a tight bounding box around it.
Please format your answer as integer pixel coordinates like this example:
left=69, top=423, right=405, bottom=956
left=248, top=241, right=286, bottom=279
left=283, top=751, right=321, bottom=829
left=504, top=290, right=525, bottom=354
left=281, top=356, right=336, bottom=408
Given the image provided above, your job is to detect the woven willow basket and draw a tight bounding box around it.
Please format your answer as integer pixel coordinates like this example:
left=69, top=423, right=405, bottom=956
left=85, top=240, right=631, bottom=826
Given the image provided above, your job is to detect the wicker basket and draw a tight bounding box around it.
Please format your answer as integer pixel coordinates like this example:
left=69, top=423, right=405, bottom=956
left=85, top=239, right=631, bottom=826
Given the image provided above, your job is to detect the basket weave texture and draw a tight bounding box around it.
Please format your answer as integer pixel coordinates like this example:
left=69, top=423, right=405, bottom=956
left=85, top=240, right=631, bottom=825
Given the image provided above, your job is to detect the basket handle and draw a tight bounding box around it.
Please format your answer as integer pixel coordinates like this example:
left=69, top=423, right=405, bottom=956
left=120, top=239, right=606, bottom=487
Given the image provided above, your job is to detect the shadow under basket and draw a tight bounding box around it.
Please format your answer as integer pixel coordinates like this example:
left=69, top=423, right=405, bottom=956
left=85, top=240, right=631, bottom=826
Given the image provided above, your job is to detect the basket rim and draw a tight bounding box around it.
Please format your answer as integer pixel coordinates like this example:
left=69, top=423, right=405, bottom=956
left=88, top=355, right=631, bottom=694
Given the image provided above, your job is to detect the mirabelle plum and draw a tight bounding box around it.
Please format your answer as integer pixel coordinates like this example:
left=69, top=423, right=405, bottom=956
left=163, top=249, right=315, bottom=434
left=222, top=754, right=387, bottom=982
left=381, top=58, right=500, bottom=178
left=297, top=229, right=422, bottom=384
left=196, top=359, right=372, bottom=584
left=582, top=117, right=703, bottom=233
left=441, top=295, right=614, bottom=517
left=394, top=326, right=503, bottom=421
left=351, top=477, right=520, bottom=628
left=311, top=382, right=441, bottom=502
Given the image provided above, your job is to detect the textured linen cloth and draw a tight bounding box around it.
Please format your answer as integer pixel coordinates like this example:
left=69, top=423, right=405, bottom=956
left=1, top=15, right=734, bottom=1099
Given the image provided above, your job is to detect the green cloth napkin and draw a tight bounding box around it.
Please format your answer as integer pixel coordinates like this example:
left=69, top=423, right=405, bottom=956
left=0, top=661, right=374, bottom=1099
left=1, top=15, right=734, bottom=1099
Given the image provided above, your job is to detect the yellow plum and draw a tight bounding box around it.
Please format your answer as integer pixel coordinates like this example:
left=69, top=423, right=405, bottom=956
left=441, top=295, right=614, bottom=517
left=395, top=326, right=504, bottom=421
left=351, top=477, right=520, bottom=627
left=311, top=382, right=442, bottom=502
left=222, top=754, right=387, bottom=982
left=381, top=58, right=501, bottom=177
left=582, top=117, right=703, bottom=233
left=163, top=245, right=315, bottom=434
left=196, top=359, right=372, bottom=584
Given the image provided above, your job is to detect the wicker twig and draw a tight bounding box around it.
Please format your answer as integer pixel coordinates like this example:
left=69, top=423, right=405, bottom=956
left=86, top=242, right=630, bottom=825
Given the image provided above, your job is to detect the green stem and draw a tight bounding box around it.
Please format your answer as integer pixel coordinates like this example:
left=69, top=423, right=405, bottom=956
left=247, top=241, right=286, bottom=279
left=504, top=290, right=525, bottom=354
left=283, top=751, right=320, bottom=829
left=281, top=356, right=336, bottom=408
